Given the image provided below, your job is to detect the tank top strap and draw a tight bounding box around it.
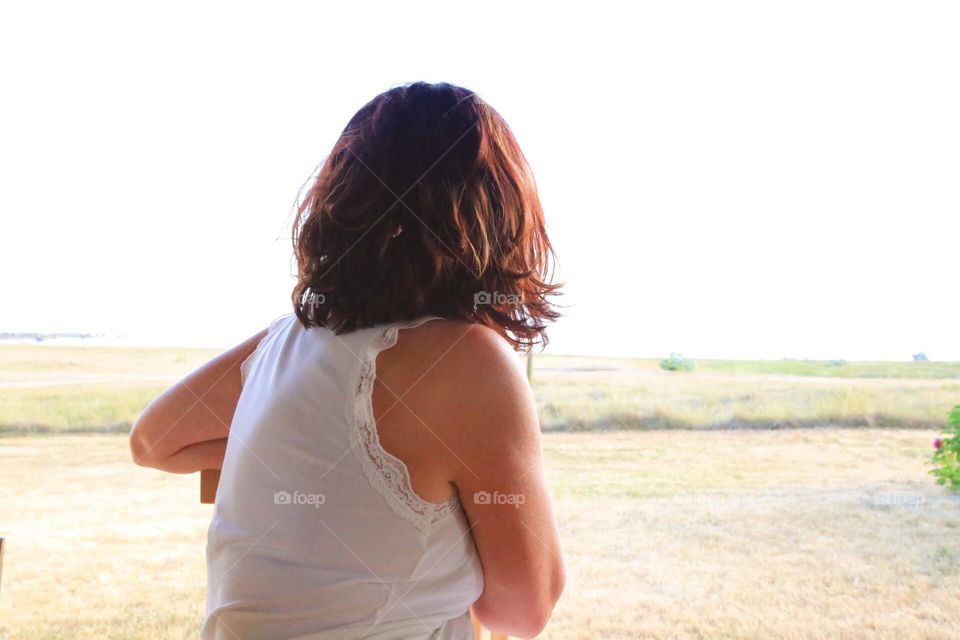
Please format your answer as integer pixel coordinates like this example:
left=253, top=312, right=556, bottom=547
left=350, top=315, right=458, bottom=533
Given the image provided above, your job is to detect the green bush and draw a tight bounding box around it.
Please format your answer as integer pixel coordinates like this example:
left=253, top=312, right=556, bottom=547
left=930, top=405, right=960, bottom=492
left=660, top=353, right=694, bottom=372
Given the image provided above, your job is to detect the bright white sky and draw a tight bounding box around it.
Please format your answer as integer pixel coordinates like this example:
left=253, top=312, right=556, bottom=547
left=1, top=1, right=958, bottom=360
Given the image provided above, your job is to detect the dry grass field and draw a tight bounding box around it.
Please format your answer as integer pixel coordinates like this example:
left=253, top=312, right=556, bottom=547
left=1, top=345, right=958, bottom=638
left=2, top=430, right=959, bottom=639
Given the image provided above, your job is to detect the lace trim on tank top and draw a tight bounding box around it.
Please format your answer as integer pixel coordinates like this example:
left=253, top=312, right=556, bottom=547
left=352, top=317, right=459, bottom=532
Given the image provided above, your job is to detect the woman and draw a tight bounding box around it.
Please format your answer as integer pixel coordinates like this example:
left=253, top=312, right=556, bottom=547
left=130, top=82, right=565, bottom=640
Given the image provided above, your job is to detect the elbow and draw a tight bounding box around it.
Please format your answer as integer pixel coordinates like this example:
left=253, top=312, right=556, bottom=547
left=129, top=429, right=148, bottom=467
left=474, top=568, right=565, bottom=639
left=472, top=598, right=554, bottom=640
left=512, top=608, right=555, bottom=640
left=129, top=419, right=157, bottom=468
left=527, top=564, right=566, bottom=637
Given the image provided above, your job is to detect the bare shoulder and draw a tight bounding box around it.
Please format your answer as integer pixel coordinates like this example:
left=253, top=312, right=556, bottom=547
left=392, top=320, right=537, bottom=462
left=390, top=319, right=527, bottom=396
left=371, top=319, right=535, bottom=502
left=382, top=319, right=534, bottom=442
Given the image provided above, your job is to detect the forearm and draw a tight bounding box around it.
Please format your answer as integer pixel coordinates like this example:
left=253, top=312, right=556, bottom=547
left=129, top=328, right=264, bottom=468
left=140, top=437, right=228, bottom=474
left=130, top=383, right=227, bottom=465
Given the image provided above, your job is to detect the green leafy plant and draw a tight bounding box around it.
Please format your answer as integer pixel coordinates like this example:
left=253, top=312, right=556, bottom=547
left=930, top=405, right=960, bottom=492
left=660, top=353, right=695, bottom=372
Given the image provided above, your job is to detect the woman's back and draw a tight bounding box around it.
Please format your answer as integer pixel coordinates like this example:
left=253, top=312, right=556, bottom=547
left=131, top=82, right=565, bottom=639
left=203, top=314, right=484, bottom=640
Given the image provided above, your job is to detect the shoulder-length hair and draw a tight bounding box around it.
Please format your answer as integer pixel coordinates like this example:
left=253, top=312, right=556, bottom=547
left=291, top=82, right=560, bottom=350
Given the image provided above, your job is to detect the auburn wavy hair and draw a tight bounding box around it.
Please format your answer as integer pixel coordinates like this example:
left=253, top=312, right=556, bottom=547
left=291, top=82, right=560, bottom=350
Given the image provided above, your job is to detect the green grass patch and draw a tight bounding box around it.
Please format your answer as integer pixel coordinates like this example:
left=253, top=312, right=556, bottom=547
left=537, top=354, right=960, bottom=379
left=1, top=346, right=958, bottom=436
left=0, top=385, right=165, bottom=435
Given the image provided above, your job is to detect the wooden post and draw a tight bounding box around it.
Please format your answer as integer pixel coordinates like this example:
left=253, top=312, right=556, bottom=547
left=526, top=352, right=533, bottom=383
left=471, top=610, right=483, bottom=638
left=200, top=469, right=220, bottom=504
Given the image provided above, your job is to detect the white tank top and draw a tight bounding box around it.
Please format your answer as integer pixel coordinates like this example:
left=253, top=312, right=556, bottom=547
left=203, top=314, right=484, bottom=640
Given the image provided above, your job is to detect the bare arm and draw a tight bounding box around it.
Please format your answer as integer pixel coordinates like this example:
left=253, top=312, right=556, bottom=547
left=129, top=329, right=266, bottom=473
left=440, top=327, right=565, bottom=638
